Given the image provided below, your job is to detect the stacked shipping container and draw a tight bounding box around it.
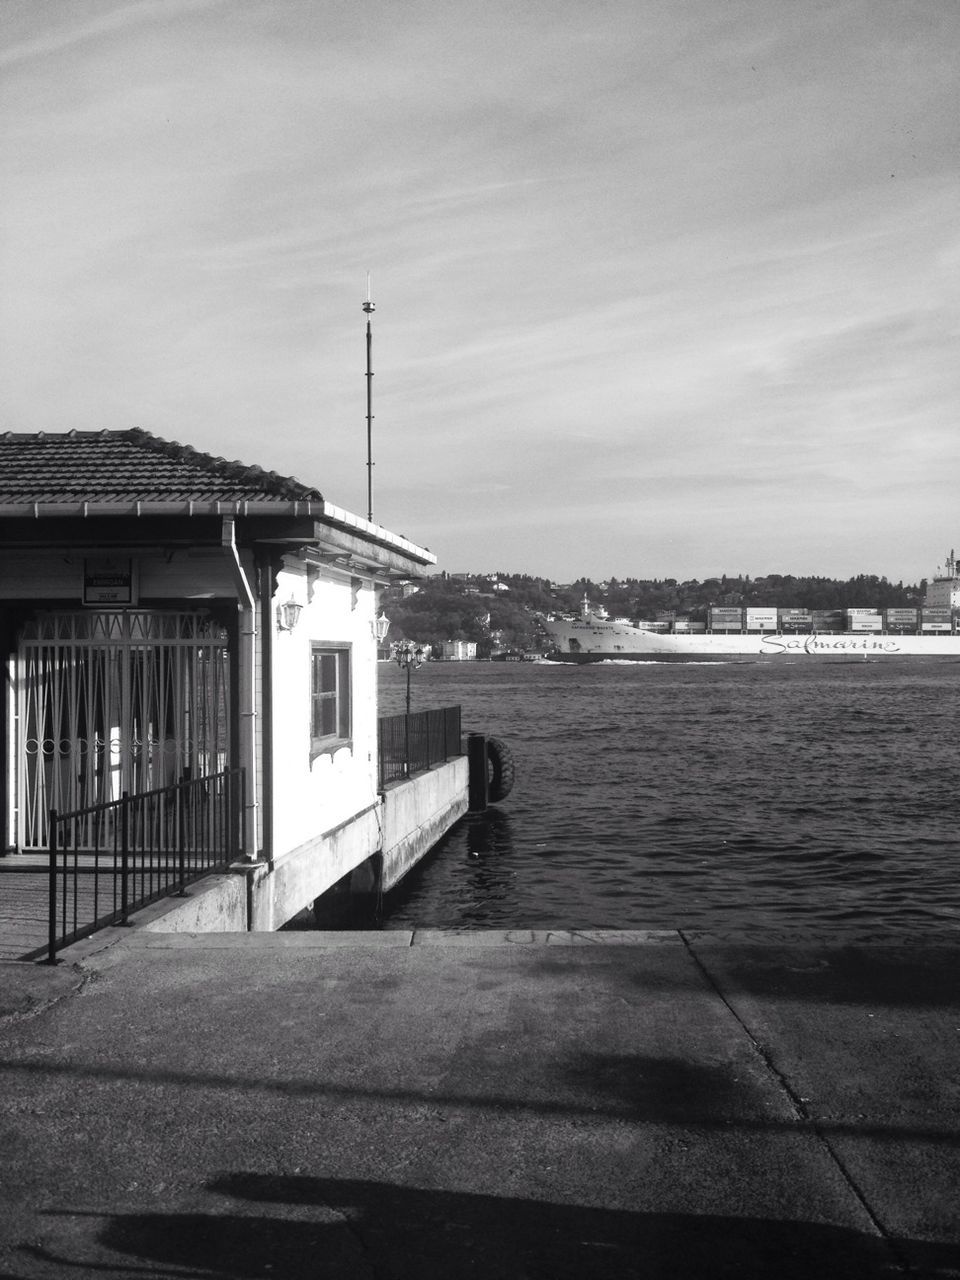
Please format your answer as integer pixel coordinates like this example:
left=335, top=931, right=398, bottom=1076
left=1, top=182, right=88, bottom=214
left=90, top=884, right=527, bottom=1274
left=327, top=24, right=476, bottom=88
left=846, top=609, right=883, bottom=632
left=743, top=608, right=778, bottom=631
left=884, top=608, right=918, bottom=633
left=778, top=608, right=812, bottom=632
left=703, top=606, right=956, bottom=634
left=921, top=609, right=953, bottom=632
left=707, top=607, right=742, bottom=632
left=810, top=610, right=844, bottom=632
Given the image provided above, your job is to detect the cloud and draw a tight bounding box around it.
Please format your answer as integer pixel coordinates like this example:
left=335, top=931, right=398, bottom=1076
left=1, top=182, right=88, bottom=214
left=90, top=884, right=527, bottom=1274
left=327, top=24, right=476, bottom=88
left=1, top=0, right=958, bottom=581
left=0, top=0, right=222, bottom=69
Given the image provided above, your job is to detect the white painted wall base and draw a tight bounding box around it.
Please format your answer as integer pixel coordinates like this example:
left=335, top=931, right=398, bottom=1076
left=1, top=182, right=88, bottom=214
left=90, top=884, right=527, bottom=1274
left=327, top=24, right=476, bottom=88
left=136, top=871, right=254, bottom=933
left=250, top=804, right=384, bottom=932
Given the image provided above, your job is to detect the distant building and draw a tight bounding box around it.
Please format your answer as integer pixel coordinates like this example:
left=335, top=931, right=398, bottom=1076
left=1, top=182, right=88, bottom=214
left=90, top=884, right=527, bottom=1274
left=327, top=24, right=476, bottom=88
left=440, top=640, right=477, bottom=661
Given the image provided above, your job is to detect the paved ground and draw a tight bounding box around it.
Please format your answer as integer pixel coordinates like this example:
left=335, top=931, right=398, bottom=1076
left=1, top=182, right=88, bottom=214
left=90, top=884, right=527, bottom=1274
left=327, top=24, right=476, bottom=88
left=0, top=854, right=194, bottom=961
left=0, top=855, right=52, bottom=961
left=1, top=928, right=958, bottom=1279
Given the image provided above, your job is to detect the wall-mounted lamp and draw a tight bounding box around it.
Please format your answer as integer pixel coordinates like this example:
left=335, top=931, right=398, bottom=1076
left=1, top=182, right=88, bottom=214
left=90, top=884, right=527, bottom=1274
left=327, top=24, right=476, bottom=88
left=373, top=611, right=391, bottom=643
left=277, top=597, right=303, bottom=632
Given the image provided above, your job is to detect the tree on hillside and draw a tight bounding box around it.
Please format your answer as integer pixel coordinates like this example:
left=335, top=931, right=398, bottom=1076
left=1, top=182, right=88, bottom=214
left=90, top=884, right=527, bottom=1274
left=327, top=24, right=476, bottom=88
left=382, top=567, right=928, bottom=655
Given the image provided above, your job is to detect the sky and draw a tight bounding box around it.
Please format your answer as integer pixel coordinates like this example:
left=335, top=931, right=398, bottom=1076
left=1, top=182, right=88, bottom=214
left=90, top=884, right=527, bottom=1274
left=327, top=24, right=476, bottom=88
left=1, top=0, right=958, bottom=585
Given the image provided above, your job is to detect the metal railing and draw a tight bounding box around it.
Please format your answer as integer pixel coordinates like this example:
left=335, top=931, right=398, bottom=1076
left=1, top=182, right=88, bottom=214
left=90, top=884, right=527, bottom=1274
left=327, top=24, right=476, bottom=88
left=44, top=768, right=244, bottom=963
left=378, top=705, right=462, bottom=788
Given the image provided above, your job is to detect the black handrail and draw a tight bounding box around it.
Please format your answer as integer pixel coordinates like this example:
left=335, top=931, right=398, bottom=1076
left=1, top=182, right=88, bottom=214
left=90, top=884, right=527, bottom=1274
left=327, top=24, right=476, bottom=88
left=378, top=705, right=462, bottom=788
left=45, top=768, right=244, bottom=964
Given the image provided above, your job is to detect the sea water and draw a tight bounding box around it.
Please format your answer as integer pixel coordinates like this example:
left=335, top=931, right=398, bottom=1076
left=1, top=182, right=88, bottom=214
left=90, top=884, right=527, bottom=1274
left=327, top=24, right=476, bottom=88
left=375, top=659, right=960, bottom=938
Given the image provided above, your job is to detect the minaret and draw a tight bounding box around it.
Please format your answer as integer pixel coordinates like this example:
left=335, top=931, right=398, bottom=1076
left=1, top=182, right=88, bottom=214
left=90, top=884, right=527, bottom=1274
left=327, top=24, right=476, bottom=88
left=363, top=274, right=375, bottom=523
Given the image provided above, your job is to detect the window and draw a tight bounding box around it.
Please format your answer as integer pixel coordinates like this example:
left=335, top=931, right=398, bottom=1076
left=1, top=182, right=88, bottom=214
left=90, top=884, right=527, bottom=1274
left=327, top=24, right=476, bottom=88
left=311, top=645, right=351, bottom=755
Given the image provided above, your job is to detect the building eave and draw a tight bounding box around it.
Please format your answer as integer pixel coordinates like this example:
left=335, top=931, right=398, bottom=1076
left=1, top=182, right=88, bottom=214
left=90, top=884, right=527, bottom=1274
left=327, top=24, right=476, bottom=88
left=0, top=498, right=436, bottom=575
left=318, top=501, right=435, bottom=567
left=0, top=498, right=326, bottom=521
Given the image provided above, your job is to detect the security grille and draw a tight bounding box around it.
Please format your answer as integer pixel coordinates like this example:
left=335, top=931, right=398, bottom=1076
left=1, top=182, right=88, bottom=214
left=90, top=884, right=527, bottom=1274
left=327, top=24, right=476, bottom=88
left=17, top=611, right=230, bottom=849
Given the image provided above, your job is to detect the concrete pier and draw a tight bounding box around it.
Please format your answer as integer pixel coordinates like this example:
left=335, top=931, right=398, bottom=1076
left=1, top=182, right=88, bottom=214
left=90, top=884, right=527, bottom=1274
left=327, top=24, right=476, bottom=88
left=1, top=929, right=957, bottom=1278
left=0, top=758, right=470, bottom=958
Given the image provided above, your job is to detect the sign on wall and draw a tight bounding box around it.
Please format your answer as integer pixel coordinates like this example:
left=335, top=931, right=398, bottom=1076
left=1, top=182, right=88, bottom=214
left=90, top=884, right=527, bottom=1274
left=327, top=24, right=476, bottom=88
left=83, top=557, right=138, bottom=605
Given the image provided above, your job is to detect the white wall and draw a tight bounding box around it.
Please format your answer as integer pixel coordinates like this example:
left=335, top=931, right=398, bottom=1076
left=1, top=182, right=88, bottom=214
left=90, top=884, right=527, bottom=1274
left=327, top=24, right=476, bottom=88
left=267, top=559, right=382, bottom=860
left=380, top=756, right=469, bottom=890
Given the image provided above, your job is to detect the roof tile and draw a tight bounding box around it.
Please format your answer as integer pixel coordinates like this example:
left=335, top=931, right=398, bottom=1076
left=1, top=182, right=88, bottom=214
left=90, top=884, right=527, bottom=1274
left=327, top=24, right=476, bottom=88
left=0, top=429, right=323, bottom=505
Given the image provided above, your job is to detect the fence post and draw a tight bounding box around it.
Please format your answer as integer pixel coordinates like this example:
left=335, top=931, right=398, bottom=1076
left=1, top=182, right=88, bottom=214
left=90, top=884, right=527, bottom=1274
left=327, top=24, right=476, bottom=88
left=238, top=768, right=246, bottom=862
left=120, top=791, right=130, bottom=924
left=234, top=769, right=243, bottom=861
left=176, top=777, right=186, bottom=895
left=47, top=809, right=59, bottom=965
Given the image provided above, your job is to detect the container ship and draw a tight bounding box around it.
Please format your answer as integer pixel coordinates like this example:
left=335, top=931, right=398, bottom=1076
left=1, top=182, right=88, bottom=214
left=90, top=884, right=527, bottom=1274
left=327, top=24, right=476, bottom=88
left=543, top=551, right=960, bottom=663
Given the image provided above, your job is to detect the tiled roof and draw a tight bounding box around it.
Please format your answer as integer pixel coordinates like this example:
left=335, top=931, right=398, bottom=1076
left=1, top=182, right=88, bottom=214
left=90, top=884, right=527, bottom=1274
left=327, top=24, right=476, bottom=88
left=0, top=429, right=323, bottom=506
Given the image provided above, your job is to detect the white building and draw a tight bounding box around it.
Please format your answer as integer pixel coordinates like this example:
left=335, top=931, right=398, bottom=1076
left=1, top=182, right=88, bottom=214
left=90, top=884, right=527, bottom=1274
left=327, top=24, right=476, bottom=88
left=440, top=640, right=478, bottom=661
left=0, top=430, right=468, bottom=938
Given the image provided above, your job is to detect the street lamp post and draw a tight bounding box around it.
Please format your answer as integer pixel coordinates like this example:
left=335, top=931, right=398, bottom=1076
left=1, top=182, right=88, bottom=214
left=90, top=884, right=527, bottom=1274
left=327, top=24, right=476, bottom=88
left=393, top=641, right=425, bottom=775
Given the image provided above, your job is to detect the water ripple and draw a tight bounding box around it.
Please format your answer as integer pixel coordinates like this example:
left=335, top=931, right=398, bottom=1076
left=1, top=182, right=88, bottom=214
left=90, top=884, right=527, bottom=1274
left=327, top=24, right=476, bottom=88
left=372, top=660, right=960, bottom=937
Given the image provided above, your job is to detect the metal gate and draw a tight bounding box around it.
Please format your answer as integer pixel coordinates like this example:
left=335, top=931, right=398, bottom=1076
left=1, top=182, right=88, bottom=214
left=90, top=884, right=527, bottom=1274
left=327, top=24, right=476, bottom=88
left=17, top=611, right=230, bottom=849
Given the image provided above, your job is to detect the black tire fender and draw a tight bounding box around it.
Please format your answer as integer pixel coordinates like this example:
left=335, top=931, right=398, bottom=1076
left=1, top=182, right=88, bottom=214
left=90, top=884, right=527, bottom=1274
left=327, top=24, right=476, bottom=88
left=486, top=736, right=515, bottom=802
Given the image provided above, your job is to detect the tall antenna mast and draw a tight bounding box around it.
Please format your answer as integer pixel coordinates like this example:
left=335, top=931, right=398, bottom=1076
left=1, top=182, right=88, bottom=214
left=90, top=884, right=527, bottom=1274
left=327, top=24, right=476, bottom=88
left=362, top=273, right=375, bottom=522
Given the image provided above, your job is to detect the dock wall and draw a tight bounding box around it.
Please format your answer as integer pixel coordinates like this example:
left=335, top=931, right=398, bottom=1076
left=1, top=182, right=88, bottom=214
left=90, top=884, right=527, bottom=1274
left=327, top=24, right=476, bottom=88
left=380, top=756, right=470, bottom=892
left=129, top=757, right=468, bottom=934
left=138, top=872, right=251, bottom=933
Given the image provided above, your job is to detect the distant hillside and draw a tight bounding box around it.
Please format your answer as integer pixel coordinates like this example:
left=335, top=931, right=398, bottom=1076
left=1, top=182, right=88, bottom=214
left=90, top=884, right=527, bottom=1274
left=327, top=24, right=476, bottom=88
left=381, top=570, right=927, bottom=656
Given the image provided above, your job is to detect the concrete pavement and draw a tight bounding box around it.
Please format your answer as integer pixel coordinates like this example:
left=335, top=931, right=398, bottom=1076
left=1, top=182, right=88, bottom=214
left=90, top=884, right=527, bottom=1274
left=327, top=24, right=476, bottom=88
left=0, top=928, right=958, bottom=1279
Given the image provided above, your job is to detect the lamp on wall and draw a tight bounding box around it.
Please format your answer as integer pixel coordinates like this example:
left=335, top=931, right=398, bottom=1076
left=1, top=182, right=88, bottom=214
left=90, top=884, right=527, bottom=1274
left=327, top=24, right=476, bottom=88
left=373, top=611, right=390, bottom=643
left=277, top=597, right=303, bottom=632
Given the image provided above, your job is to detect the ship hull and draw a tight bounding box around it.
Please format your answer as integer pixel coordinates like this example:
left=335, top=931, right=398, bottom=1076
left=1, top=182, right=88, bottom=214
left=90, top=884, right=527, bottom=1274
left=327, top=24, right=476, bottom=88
left=543, top=619, right=960, bottom=662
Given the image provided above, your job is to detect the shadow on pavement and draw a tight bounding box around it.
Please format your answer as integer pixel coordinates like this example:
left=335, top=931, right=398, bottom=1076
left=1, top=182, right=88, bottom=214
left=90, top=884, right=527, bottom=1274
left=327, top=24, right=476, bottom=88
left=515, top=942, right=960, bottom=1012
left=2, top=1050, right=958, bottom=1149
left=35, top=1172, right=946, bottom=1279
left=560, top=1052, right=748, bottom=1122
left=680, top=943, right=960, bottom=1011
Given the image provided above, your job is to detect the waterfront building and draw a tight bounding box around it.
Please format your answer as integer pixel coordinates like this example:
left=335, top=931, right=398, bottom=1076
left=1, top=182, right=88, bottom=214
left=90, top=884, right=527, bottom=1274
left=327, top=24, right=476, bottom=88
left=0, top=430, right=466, bottom=939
